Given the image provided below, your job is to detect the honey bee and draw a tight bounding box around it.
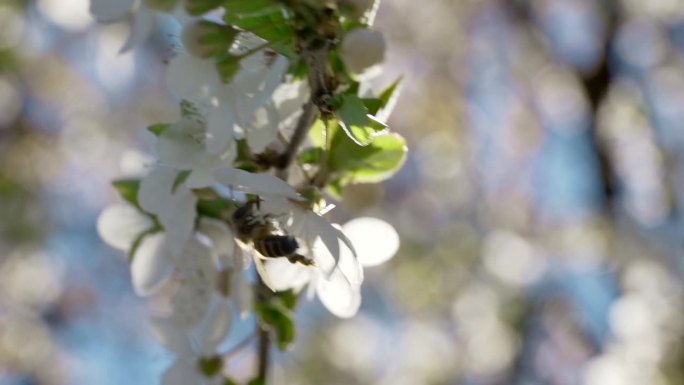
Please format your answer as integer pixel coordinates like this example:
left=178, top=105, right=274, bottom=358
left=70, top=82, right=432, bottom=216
left=232, top=200, right=314, bottom=266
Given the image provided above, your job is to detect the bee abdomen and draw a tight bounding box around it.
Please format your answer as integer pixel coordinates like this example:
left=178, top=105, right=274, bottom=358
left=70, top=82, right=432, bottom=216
left=254, top=235, right=299, bottom=258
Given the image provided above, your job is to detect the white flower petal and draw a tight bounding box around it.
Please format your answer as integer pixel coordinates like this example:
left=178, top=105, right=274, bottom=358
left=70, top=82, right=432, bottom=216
left=262, top=258, right=313, bottom=292
left=342, top=217, right=399, bottom=266
left=232, top=270, right=253, bottom=317
left=214, top=168, right=301, bottom=199
left=167, top=53, right=218, bottom=102
left=159, top=190, right=197, bottom=252
left=184, top=168, right=216, bottom=188
left=97, top=203, right=154, bottom=251
left=131, top=233, right=174, bottom=296
left=271, top=81, right=309, bottom=120
left=233, top=52, right=288, bottom=126
left=149, top=317, right=194, bottom=355
left=138, top=166, right=197, bottom=252
left=174, top=238, right=216, bottom=285
left=120, top=7, right=155, bottom=53
left=245, top=103, right=279, bottom=153
left=206, top=90, right=237, bottom=155
left=90, top=0, right=134, bottom=22
left=169, top=282, right=214, bottom=328
left=251, top=54, right=288, bottom=113
left=312, top=232, right=363, bottom=285
left=138, top=165, right=177, bottom=215
left=162, top=357, right=206, bottom=385
left=307, top=214, right=341, bottom=273
left=254, top=255, right=277, bottom=292
left=316, top=269, right=362, bottom=318
left=191, top=298, right=232, bottom=355
left=157, top=123, right=207, bottom=169
left=197, top=218, right=235, bottom=266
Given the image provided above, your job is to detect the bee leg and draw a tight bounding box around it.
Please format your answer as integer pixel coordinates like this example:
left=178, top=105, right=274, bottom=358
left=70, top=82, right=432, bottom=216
left=287, top=254, right=315, bottom=266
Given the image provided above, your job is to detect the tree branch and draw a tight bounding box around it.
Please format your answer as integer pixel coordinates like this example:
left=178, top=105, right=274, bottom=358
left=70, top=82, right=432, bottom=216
left=276, top=100, right=318, bottom=178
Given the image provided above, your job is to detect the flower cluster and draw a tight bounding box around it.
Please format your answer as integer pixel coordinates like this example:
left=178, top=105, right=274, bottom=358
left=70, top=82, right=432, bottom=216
left=94, top=0, right=405, bottom=383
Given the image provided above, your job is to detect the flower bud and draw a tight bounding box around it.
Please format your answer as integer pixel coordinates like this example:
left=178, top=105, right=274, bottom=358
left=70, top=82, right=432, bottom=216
left=143, top=0, right=179, bottom=12
left=341, top=28, right=386, bottom=74
left=181, top=20, right=238, bottom=58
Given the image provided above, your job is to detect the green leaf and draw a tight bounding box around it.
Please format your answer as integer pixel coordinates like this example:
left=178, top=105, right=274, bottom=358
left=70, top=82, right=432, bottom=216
left=326, top=178, right=343, bottom=200
left=328, top=129, right=407, bottom=184
left=147, top=123, right=170, bottom=136
left=361, top=98, right=382, bottom=115
left=112, top=179, right=141, bottom=208
left=375, top=75, right=403, bottom=119
left=379, top=75, right=403, bottom=106
left=337, top=95, right=386, bottom=146
left=307, top=119, right=327, bottom=148
left=185, top=0, right=224, bottom=15
left=222, top=0, right=296, bottom=58
left=215, top=53, right=241, bottom=83
left=275, top=289, right=298, bottom=310
left=256, top=301, right=295, bottom=351
left=198, top=355, right=223, bottom=377
left=248, top=379, right=266, bottom=385
left=223, top=378, right=239, bottom=385
left=196, top=197, right=235, bottom=219
left=297, top=147, right=322, bottom=165
left=224, top=0, right=280, bottom=15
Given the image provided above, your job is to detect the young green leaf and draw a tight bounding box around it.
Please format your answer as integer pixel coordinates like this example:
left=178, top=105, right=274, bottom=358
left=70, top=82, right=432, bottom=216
left=361, top=98, right=382, bottom=115
left=256, top=301, right=295, bottom=351
left=215, top=53, right=241, bottom=83
left=196, top=197, right=235, bottom=220
left=112, top=179, right=142, bottom=208
left=379, top=75, right=403, bottom=106
left=298, top=147, right=323, bottom=165
left=223, top=0, right=296, bottom=57
left=147, top=123, right=170, bottom=136
left=328, top=129, right=407, bottom=184
left=337, top=94, right=386, bottom=146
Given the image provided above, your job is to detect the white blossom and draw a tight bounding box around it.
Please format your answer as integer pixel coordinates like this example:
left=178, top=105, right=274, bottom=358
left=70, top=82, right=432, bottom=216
left=156, top=116, right=237, bottom=188
left=138, top=165, right=198, bottom=253
left=261, top=209, right=399, bottom=318
left=166, top=46, right=289, bottom=154
left=151, top=296, right=231, bottom=385
left=97, top=203, right=154, bottom=251
left=97, top=203, right=175, bottom=296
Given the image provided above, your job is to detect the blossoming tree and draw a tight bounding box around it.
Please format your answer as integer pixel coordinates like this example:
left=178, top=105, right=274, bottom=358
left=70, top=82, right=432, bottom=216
left=93, top=0, right=405, bottom=383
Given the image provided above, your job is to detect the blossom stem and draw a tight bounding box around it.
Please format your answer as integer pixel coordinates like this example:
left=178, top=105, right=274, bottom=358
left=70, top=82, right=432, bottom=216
left=276, top=100, right=318, bottom=178
left=255, top=274, right=272, bottom=383
left=257, top=322, right=271, bottom=382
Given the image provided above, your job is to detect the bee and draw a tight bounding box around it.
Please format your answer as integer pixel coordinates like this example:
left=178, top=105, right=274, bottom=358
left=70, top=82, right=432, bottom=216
left=232, top=200, right=314, bottom=266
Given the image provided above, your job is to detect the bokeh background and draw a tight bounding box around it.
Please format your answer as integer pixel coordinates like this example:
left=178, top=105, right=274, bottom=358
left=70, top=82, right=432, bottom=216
left=3, top=0, right=684, bottom=384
